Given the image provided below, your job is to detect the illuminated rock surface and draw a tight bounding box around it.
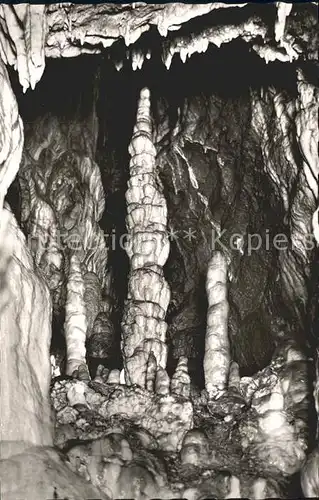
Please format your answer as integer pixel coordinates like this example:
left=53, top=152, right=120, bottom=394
left=0, top=3, right=318, bottom=499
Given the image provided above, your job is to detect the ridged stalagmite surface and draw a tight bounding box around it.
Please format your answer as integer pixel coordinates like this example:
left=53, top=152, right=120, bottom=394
left=204, top=251, right=230, bottom=398
left=0, top=58, right=23, bottom=213
left=0, top=206, right=53, bottom=458
left=122, top=87, right=170, bottom=387
left=301, top=350, right=319, bottom=497
left=19, top=117, right=110, bottom=376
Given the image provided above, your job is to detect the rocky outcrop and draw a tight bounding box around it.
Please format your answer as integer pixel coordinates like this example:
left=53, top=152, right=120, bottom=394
left=50, top=334, right=309, bottom=497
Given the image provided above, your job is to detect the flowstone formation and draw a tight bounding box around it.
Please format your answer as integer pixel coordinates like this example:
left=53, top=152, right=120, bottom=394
left=0, top=3, right=318, bottom=500
left=121, top=87, right=171, bottom=387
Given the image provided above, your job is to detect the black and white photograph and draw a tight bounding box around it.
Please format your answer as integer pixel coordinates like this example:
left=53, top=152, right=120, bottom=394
left=0, top=2, right=318, bottom=499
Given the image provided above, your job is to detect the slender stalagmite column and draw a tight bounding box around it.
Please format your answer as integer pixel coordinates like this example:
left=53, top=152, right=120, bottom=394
left=0, top=58, right=24, bottom=214
left=122, top=88, right=170, bottom=387
left=64, top=252, right=89, bottom=379
left=204, top=251, right=230, bottom=398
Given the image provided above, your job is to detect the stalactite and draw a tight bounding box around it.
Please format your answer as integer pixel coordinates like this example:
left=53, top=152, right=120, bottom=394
left=83, top=271, right=101, bottom=335
left=1, top=5, right=46, bottom=92
left=1, top=4, right=318, bottom=498
left=122, top=87, right=170, bottom=387
left=204, top=251, right=230, bottom=398
left=19, top=116, right=111, bottom=378
left=275, top=3, right=292, bottom=45
left=64, top=252, right=89, bottom=379
left=180, top=429, right=210, bottom=466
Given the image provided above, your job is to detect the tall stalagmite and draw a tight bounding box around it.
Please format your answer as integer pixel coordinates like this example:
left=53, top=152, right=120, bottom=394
left=0, top=206, right=53, bottom=458
left=64, top=252, right=89, bottom=378
left=122, top=87, right=170, bottom=386
left=204, top=251, right=230, bottom=398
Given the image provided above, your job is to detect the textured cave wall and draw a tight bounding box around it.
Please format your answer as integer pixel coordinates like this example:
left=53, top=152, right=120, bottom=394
left=135, top=43, right=315, bottom=379
left=0, top=205, right=52, bottom=457
left=0, top=58, right=53, bottom=458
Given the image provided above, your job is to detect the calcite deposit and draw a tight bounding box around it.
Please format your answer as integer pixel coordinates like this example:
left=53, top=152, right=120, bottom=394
left=122, top=87, right=171, bottom=387
left=0, top=3, right=318, bottom=499
left=204, top=251, right=230, bottom=398
left=0, top=206, right=52, bottom=456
